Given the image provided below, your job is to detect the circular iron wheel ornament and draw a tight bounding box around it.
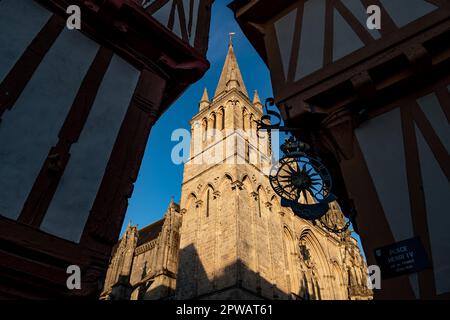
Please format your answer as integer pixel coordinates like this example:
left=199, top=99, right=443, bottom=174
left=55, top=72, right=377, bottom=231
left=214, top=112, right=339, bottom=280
left=269, top=154, right=336, bottom=220
left=269, top=156, right=331, bottom=202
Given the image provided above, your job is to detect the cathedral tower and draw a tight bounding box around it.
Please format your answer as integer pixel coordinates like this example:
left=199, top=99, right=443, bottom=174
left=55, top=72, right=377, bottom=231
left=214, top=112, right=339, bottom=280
left=101, top=40, right=372, bottom=301
left=175, top=41, right=371, bottom=300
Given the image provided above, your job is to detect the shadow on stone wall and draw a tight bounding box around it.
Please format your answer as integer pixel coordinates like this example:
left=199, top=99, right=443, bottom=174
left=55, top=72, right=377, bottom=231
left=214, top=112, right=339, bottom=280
left=174, top=244, right=298, bottom=300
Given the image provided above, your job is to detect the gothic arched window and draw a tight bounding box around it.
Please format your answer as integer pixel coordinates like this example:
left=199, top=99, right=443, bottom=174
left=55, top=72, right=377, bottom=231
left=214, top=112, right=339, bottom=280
left=257, top=192, right=261, bottom=217
left=206, top=189, right=211, bottom=217
left=220, top=108, right=225, bottom=130
left=202, top=118, right=208, bottom=141
left=245, top=140, right=250, bottom=162
left=212, top=113, right=217, bottom=131
left=242, top=109, right=247, bottom=131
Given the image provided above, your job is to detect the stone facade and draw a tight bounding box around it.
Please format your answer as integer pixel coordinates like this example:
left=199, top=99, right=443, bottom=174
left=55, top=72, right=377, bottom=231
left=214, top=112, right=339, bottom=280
left=100, top=201, right=181, bottom=300
left=101, top=42, right=372, bottom=300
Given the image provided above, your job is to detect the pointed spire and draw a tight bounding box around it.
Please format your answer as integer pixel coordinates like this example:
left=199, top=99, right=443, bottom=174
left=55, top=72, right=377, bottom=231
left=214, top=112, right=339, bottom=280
left=124, top=221, right=137, bottom=238
left=126, top=220, right=135, bottom=231
left=168, top=196, right=178, bottom=211
left=253, top=90, right=262, bottom=108
left=214, top=37, right=248, bottom=99
left=199, top=87, right=210, bottom=110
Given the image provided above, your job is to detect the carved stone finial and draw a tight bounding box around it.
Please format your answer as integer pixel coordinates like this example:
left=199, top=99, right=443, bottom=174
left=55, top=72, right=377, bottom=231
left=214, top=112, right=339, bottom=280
left=231, top=181, right=243, bottom=190
left=195, top=200, right=203, bottom=208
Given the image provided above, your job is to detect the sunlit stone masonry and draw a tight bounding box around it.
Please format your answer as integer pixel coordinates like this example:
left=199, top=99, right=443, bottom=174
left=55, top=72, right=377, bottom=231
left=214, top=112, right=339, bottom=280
left=101, top=42, right=372, bottom=301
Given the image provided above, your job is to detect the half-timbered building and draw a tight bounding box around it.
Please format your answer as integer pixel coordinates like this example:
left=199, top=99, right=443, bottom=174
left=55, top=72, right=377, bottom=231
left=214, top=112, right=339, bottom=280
left=0, top=0, right=213, bottom=299
left=230, top=0, right=450, bottom=299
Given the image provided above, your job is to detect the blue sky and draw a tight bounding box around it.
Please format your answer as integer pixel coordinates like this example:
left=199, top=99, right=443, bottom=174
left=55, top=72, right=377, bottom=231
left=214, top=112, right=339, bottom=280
left=121, top=0, right=274, bottom=232
left=120, top=0, right=366, bottom=259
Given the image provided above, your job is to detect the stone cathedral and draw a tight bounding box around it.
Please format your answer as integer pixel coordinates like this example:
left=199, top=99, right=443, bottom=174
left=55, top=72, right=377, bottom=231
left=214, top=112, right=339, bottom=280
left=100, top=42, right=372, bottom=301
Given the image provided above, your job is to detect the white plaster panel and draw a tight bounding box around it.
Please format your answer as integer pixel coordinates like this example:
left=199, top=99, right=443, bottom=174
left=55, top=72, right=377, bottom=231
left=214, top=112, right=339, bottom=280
left=189, top=0, right=199, bottom=46
left=415, top=125, right=450, bottom=295
left=355, top=109, right=414, bottom=242
left=173, top=5, right=182, bottom=38
left=333, top=9, right=364, bottom=62
left=417, top=93, right=450, bottom=153
left=341, top=0, right=381, bottom=40
left=40, top=55, right=140, bottom=243
left=380, top=0, right=437, bottom=28
left=152, top=1, right=172, bottom=28
left=144, top=0, right=196, bottom=45
left=274, top=9, right=297, bottom=80
left=0, top=29, right=99, bottom=220
left=0, top=0, right=52, bottom=82
left=408, top=273, right=420, bottom=299
left=356, top=108, right=422, bottom=297
left=295, top=0, right=326, bottom=80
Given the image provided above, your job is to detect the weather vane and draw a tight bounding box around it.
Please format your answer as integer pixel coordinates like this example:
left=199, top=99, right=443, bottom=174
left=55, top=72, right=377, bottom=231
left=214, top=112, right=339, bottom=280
left=229, top=32, right=236, bottom=44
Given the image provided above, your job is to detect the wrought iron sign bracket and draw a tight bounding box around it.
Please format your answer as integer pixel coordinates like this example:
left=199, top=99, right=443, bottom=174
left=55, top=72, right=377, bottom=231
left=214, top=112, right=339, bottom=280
left=254, top=98, right=303, bottom=136
left=256, top=98, right=350, bottom=234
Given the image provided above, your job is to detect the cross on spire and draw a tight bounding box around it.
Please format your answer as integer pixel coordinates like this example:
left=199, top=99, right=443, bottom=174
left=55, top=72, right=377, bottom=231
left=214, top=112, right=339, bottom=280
left=229, top=32, right=236, bottom=46
left=214, top=33, right=248, bottom=98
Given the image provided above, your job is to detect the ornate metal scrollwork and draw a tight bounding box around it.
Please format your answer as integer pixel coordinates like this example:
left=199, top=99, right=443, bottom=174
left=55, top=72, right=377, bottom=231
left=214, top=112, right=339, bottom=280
left=256, top=98, right=349, bottom=232
left=319, top=216, right=352, bottom=234
left=255, top=98, right=303, bottom=137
